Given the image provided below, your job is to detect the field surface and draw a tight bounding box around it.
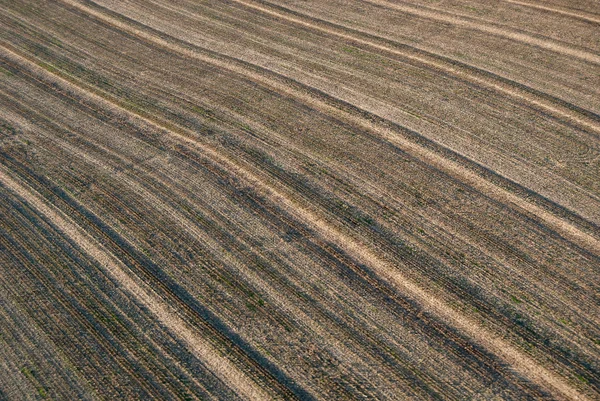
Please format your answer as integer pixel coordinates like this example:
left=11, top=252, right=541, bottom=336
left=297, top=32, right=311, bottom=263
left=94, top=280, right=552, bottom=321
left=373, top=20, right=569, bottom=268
left=0, top=0, right=599, bottom=400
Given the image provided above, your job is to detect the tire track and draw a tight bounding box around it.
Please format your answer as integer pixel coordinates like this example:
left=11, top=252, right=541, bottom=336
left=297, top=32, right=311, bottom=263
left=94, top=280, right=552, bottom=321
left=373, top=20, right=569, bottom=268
left=0, top=119, right=239, bottom=401
left=0, top=51, right=464, bottom=399
left=504, top=0, right=600, bottom=25
left=229, top=0, right=600, bottom=133
left=12, top=12, right=596, bottom=288
left=0, top=39, right=591, bottom=401
left=1, top=51, right=324, bottom=400
left=0, top=163, right=257, bottom=401
left=1, top=149, right=307, bottom=400
left=37, top=1, right=600, bottom=254
left=359, top=0, right=600, bottom=63
left=0, top=168, right=272, bottom=401
left=5, top=6, right=596, bottom=298
left=0, top=215, right=190, bottom=401
left=17, top=84, right=532, bottom=396
left=4, top=0, right=600, bottom=294
left=0, top=70, right=307, bottom=400
left=7, top=97, right=410, bottom=398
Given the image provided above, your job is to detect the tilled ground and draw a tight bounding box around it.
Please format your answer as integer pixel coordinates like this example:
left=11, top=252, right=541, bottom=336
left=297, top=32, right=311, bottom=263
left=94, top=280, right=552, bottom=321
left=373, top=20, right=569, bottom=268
left=0, top=0, right=598, bottom=400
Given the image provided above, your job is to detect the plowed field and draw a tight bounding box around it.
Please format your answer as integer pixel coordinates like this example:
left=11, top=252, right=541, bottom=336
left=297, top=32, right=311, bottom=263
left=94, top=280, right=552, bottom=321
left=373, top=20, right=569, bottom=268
left=1, top=1, right=599, bottom=399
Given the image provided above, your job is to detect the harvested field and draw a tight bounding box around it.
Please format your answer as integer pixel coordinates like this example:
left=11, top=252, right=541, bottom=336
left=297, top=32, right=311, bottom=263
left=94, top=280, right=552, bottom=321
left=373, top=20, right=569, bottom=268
left=0, top=0, right=599, bottom=399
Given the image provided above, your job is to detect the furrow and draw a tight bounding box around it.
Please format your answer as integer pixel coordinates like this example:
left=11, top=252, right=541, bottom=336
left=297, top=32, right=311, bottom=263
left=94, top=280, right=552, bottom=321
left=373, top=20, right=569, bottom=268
left=504, top=0, right=600, bottom=24
left=0, top=47, right=484, bottom=399
left=0, top=80, right=305, bottom=400
left=0, top=159, right=232, bottom=400
left=0, top=167, right=273, bottom=401
left=26, top=1, right=600, bottom=254
left=0, top=36, right=590, bottom=401
left=0, top=212, right=186, bottom=400
left=230, top=0, right=600, bottom=133
left=359, top=0, right=600, bottom=63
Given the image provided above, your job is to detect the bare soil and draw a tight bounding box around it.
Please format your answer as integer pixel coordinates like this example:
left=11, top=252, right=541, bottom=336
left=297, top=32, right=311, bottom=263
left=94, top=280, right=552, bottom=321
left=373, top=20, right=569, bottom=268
left=0, top=0, right=598, bottom=399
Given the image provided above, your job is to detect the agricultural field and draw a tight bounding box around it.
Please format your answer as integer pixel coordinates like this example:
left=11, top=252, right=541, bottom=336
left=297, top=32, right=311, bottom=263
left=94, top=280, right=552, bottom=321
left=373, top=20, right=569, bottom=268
left=0, top=0, right=599, bottom=399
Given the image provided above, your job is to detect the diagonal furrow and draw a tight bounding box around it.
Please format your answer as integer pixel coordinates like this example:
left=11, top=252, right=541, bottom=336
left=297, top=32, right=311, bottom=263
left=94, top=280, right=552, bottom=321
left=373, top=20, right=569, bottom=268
left=0, top=36, right=591, bottom=401
left=359, top=0, right=600, bottom=63
left=504, top=0, right=600, bottom=24
left=0, top=84, right=548, bottom=399
left=228, top=0, right=600, bottom=134
left=0, top=169, right=273, bottom=400
left=37, top=0, right=600, bottom=254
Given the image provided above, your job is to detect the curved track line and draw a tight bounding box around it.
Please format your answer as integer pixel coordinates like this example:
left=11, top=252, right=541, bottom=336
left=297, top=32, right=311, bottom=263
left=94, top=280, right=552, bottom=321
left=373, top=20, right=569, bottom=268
left=55, top=0, right=600, bottom=254
left=19, top=108, right=397, bottom=395
left=0, top=41, right=591, bottom=401
left=504, top=0, right=600, bottom=24
left=3, top=87, right=553, bottom=397
left=0, top=167, right=272, bottom=401
left=228, top=0, right=600, bottom=134
left=360, top=0, right=600, bottom=64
